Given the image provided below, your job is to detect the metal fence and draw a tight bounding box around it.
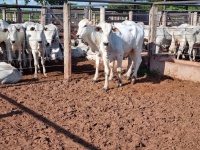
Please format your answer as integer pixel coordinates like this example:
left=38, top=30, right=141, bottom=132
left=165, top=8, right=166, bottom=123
left=1, top=1, right=200, bottom=80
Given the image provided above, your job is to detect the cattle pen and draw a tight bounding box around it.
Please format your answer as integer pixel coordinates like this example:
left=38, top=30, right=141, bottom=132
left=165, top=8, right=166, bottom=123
left=2, top=1, right=200, bottom=150
left=0, top=0, right=200, bottom=83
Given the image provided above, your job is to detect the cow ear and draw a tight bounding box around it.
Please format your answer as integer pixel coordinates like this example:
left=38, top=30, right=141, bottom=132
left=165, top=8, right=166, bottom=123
left=3, top=28, right=8, bottom=32
left=95, top=26, right=101, bottom=32
left=112, top=27, right=119, bottom=33
left=89, top=20, right=95, bottom=26
left=30, top=27, right=35, bottom=31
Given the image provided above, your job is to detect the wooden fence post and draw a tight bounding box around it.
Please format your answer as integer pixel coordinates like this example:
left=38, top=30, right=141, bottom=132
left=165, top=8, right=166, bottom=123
left=63, top=1, right=71, bottom=80
left=190, top=12, right=194, bottom=25
left=188, top=11, right=191, bottom=24
left=162, top=11, right=167, bottom=26
left=17, top=8, right=22, bottom=23
left=46, top=7, right=52, bottom=24
left=40, top=7, right=46, bottom=25
left=148, top=4, right=157, bottom=68
left=84, top=7, right=89, bottom=19
left=100, top=6, right=105, bottom=22
left=2, top=8, right=6, bottom=21
left=92, top=12, right=96, bottom=22
left=129, top=11, right=133, bottom=21
left=89, top=9, right=92, bottom=21
left=193, top=12, right=197, bottom=26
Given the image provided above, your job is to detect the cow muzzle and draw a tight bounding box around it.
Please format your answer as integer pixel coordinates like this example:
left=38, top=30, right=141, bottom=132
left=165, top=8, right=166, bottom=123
left=46, top=43, right=50, bottom=47
left=103, top=42, right=109, bottom=46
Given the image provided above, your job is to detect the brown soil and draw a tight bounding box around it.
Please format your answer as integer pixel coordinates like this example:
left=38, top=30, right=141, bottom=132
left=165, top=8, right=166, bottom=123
left=1, top=58, right=200, bottom=150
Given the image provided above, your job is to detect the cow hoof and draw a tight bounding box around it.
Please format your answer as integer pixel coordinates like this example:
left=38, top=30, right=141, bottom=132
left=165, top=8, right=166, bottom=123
left=44, top=74, right=48, bottom=78
left=103, top=87, right=109, bottom=91
left=118, top=83, right=122, bottom=87
left=109, top=77, right=113, bottom=81
left=132, top=77, right=136, bottom=84
left=92, top=79, right=97, bottom=83
left=34, top=74, right=38, bottom=79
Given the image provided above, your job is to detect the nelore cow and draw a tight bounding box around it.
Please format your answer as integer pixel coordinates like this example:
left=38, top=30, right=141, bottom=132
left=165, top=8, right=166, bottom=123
left=26, top=23, right=47, bottom=79
left=96, top=21, right=144, bottom=90
left=183, top=26, right=200, bottom=61
left=167, top=24, right=191, bottom=59
left=44, top=23, right=63, bottom=61
left=0, top=19, right=10, bottom=61
left=76, top=19, right=114, bottom=82
left=7, top=23, right=26, bottom=72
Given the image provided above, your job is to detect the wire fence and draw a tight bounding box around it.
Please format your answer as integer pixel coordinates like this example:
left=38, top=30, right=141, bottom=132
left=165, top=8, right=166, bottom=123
left=1, top=3, right=200, bottom=77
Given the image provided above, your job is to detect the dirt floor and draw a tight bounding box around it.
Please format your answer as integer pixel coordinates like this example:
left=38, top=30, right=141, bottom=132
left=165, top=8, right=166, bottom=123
left=1, top=58, right=200, bottom=150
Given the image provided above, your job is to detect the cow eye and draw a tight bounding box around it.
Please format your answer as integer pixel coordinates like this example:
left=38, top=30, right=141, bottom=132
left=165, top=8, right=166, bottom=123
left=84, top=25, right=87, bottom=27
left=3, top=29, right=8, bottom=32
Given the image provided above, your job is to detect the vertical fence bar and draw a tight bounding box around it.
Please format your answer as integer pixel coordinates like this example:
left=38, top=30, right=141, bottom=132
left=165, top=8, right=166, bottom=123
left=193, top=12, right=197, bottom=26
left=129, top=11, right=133, bottom=21
left=84, top=7, right=89, bottom=19
left=2, top=8, right=6, bottom=21
left=13, top=11, right=17, bottom=22
left=40, top=7, right=46, bottom=25
left=162, top=11, right=166, bottom=26
left=100, top=6, right=105, bottom=22
left=89, top=9, right=92, bottom=21
left=17, top=8, right=22, bottom=23
left=63, top=1, right=71, bottom=80
left=148, top=4, right=157, bottom=68
left=190, top=12, right=194, bottom=25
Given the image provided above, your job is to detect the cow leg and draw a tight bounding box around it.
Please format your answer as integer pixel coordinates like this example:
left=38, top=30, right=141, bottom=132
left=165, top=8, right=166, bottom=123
left=188, top=42, right=194, bottom=61
left=93, top=52, right=100, bottom=82
left=17, top=48, right=23, bottom=73
left=125, top=55, right=134, bottom=80
left=131, top=51, right=142, bottom=84
left=40, top=51, right=47, bottom=78
left=116, top=58, right=123, bottom=87
left=5, top=41, right=13, bottom=64
left=109, top=60, right=114, bottom=80
left=193, top=48, right=197, bottom=61
left=32, top=52, right=39, bottom=79
left=28, top=49, right=32, bottom=72
left=102, top=55, right=110, bottom=91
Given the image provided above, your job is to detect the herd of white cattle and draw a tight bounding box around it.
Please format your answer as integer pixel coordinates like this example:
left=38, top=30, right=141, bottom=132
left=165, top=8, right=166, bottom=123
left=76, top=19, right=200, bottom=90
left=1, top=18, right=200, bottom=89
left=140, top=22, right=200, bottom=61
left=0, top=19, right=63, bottom=80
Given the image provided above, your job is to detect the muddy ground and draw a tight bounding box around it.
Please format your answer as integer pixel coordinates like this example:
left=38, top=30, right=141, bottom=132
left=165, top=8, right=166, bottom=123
left=1, top=58, right=200, bottom=150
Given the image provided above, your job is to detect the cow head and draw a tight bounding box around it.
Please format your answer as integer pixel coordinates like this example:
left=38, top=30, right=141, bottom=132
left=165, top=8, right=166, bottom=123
left=95, top=22, right=119, bottom=47
left=76, top=18, right=95, bottom=39
left=7, top=24, right=22, bottom=44
left=49, top=42, right=63, bottom=61
left=34, top=23, right=45, bottom=44
left=44, top=24, right=59, bottom=47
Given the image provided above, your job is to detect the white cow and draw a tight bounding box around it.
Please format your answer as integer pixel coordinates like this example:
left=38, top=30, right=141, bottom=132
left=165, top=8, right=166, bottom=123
left=122, top=20, right=172, bottom=54
left=44, top=23, right=63, bottom=61
left=167, top=23, right=191, bottom=59
left=26, top=23, right=47, bottom=79
left=184, top=26, right=200, bottom=61
left=0, top=19, right=10, bottom=61
left=0, top=62, right=22, bottom=84
left=7, top=24, right=26, bottom=72
left=97, top=21, right=144, bottom=90
left=76, top=19, right=114, bottom=82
